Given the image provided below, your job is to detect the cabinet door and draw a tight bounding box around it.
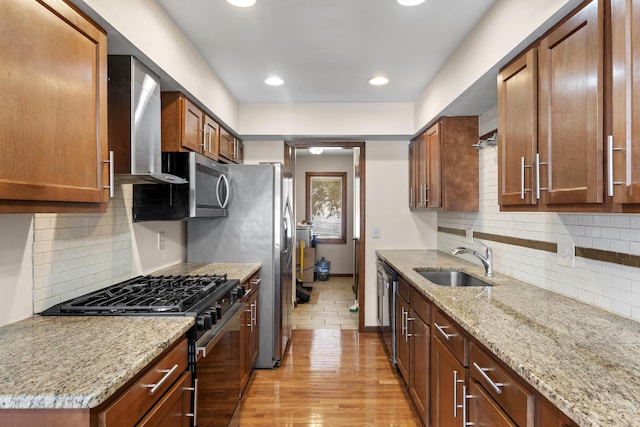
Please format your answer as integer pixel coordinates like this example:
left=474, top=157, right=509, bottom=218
left=235, top=139, right=244, bottom=164
left=538, top=396, right=579, bottom=427
left=538, top=0, right=604, bottom=205
left=409, top=311, right=429, bottom=424
left=136, top=371, right=193, bottom=427
left=425, top=123, right=442, bottom=208
left=431, top=337, right=466, bottom=427
left=181, top=98, right=205, bottom=153
left=395, top=294, right=410, bottom=381
left=611, top=0, right=640, bottom=205
left=467, top=380, right=516, bottom=427
left=202, top=115, right=219, bottom=161
left=498, top=48, right=538, bottom=207
left=0, top=0, right=109, bottom=210
left=219, top=127, right=234, bottom=162
left=416, top=133, right=427, bottom=208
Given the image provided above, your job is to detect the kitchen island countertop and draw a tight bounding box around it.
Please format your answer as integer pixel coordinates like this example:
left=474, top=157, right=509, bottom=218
left=377, top=250, right=640, bottom=427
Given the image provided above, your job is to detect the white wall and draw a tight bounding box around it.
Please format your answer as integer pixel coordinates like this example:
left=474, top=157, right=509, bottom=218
left=239, top=103, right=414, bottom=137
left=0, top=215, right=34, bottom=326
left=295, top=154, right=354, bottom=275
left=74, top=0, right=239, bottom=129
left=414, top=0, right=582, bottom=131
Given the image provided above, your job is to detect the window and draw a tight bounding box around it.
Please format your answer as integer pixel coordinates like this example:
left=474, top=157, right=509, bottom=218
left=305, top=172, right=347, bottom=244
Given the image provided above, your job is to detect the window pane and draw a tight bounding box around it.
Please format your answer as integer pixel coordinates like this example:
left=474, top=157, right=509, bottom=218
left=306, top=172, right=346, bottom=243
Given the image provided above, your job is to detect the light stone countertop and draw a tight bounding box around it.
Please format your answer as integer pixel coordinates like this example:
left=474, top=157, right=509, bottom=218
left=0, top=316, right=194, bottom=409
left=0, top=262, right=260, bottom=410
left=377, top=250, right=640, bottom=427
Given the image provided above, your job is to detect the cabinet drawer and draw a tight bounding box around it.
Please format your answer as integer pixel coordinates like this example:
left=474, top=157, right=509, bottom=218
left=99, top=338, right=189, bottom=426
left=432, top=309, right=468, bottom=366
left=410, top=288, right=430, bottom=323
left=470, top=342, right=534, bottom=427
left=397, top=276, right=411, bottom=302
left=136, top=371, right=193, bottom=427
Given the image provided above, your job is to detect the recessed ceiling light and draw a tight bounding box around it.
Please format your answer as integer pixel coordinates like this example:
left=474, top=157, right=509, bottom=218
left=265, top=76, right=284, bottom=86
left=368, top=76, right=389, bottom=86
left=397, top=0, right=426, bottom=5
left=226, top=0, right=256, bottom=7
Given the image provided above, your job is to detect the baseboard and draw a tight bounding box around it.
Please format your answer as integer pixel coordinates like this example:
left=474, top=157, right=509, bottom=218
left=362, top=326, right=378, bottom=333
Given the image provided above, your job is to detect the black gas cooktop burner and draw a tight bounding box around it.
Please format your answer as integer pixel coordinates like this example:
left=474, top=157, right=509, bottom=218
left=41, top=274, right=237, bottom=315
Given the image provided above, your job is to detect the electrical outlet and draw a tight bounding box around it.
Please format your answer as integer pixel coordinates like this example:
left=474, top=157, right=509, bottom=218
left=556, top=236, right=575, bottom=268
left=466, top=228, right=473, bottom=242
left=158, top=231, right=165, bottom=251
left=372, top=226, right=381, bottom=239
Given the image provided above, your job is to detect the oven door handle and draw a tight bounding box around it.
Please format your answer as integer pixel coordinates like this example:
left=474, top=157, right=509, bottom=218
left=196, top=302, right=243, bottom=358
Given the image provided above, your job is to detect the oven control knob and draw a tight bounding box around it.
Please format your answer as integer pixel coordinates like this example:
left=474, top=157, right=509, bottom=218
left=214, top=305, right=222, bottom=319
left=197, top=313, right=213, bottom=331
left=210, top=309, right=218, bottom=325
left=231, top=285, right=246, bottom=299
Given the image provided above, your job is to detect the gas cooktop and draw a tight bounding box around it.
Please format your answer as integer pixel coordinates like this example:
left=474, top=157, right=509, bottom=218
left=41, top=274, right=240, bottom=316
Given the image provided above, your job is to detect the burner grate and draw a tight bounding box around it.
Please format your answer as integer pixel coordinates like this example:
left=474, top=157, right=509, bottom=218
left=56, top=274, right=230, bottom=314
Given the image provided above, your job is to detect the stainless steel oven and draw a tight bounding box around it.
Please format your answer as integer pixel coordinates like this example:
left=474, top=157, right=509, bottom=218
left=377, top=260, right=397, bottom=364
left=194, top=301, right=244, bottom=427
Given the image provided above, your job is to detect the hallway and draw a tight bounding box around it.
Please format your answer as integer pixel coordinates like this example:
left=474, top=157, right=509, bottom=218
left=230, top=277, right=421, bottom=426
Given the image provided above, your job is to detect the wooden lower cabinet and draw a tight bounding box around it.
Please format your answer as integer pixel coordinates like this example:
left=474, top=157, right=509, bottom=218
left=468, top=379, right=516, bottom=427
left=431, top=336, right=467, bottom=427
left=538, top=396, right=579, bottom=427
left=241, top=281, right=260, bottom=392
left=395, top=292, right=410, bottom=381
left=136, top=371, right=193, bottom=427
left=409, top=307, right=429, bottom=423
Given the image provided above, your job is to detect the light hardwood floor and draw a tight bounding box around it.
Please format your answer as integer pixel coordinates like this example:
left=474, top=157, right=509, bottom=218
left=230, top=277, right=422, bottom=426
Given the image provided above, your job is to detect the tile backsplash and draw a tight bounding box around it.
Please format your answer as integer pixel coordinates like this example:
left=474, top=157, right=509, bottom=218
left=32, top=186, right=133, bottom=313
left=438, top=140, right=640, bottom=322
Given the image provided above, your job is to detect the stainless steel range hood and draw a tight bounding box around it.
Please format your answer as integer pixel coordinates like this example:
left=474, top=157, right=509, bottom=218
left=108, top=56, right=187, bottom=185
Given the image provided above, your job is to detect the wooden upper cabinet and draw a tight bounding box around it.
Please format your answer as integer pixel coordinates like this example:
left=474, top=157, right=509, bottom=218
left=611, top=0, right=640, bottom=208
left=161, top=92, right=220, bottom=161
left=0, top=0, right=109, bottom=212
left=410, top=117, right=478, bottom=212
left=219, top=127, right=243, bottom=164
left=408, top=140, right=417, bottom=208
left=498, top=48, right=538, bottom=207
left=538, top=0, right=604, bottom=206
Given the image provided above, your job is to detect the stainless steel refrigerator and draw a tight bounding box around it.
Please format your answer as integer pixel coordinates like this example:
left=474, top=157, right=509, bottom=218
left=187, top=163, right=294, bottom=368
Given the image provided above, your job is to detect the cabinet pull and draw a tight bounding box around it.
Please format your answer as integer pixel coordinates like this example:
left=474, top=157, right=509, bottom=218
left=185, top=378, right=198, bottom=420
left=453, top=370, right=459, bottom=417
left=535, top=153, right=548, bottom=200
left=103, top=150, right=114, bottom=198
left=607, top=135, right=625, bottom=196
left=250, top=278, right=261, bottom=286
left=472, top=362, right=504, bottom=395
left=463, top=385, right=473, bottom=426
left=400, top=306, right=406, bottom=336
left=202, top=128, right=208, bottom=151
left=520, top=156, right=532, bottom=199
left=405, top=314, right=414, bottom=340
left=425, top=186, right=429, bottom=203
left=410, top=187, right=414, bottom=206
left=146, top=363, right=179, bottom=395
left=434, top=322, right=454, bottom=341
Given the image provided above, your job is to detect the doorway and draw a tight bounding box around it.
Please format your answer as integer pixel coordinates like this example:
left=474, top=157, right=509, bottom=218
left=284, top=141, right=366, bottom=332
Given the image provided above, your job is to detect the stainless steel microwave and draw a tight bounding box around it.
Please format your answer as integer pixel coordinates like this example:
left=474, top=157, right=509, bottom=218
left=132, top=152, right=229, bottom=221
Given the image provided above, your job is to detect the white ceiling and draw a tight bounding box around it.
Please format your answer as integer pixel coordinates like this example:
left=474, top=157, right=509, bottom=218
left=156, top=0, right=496, bottom=104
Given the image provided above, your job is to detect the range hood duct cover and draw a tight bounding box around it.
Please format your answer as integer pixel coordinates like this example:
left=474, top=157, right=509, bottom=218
left=108, top=56, right=187, bottom=185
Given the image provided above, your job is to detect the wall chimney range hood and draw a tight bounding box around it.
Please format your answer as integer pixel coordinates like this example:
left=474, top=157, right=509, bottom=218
left=108, top=56, right=186, bottom=185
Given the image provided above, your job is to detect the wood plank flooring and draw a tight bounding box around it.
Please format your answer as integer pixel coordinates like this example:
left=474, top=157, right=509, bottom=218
left=230, top=329, right=421, bottom=426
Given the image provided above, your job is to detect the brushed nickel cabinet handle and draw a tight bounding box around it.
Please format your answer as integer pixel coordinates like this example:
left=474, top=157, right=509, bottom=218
left=147, top=363, right=179, bottom=395
left=608, top=135, right=625, bottom=196
left=103, top=150, right=114, bottom=198
left=434, top=322, right=454, bottom=341
left=472, top=362, right=504, bottom=395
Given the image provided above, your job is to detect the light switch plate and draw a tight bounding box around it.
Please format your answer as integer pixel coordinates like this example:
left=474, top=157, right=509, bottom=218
left=557, top=236, right=575, bottom=268
left=466, top=228, right=473, bottom=242
left=158, top=231, right=166, bottom=251
left=372, top=226, right=381, bottom=239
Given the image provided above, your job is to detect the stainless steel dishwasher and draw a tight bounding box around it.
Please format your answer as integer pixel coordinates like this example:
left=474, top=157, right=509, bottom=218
left=376, top=259, right=397, bottom=364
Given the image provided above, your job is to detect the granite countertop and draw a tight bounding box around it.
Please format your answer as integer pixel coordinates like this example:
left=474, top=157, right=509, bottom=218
left=0, top=262, right=261, bottom=410
left=151, top=262, right=261, bottom=283
left=377, top=250, right=640, bottom=427
left=0, top=316, right=193, bottom=409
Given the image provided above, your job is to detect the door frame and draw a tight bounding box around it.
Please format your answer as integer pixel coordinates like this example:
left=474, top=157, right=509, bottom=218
left=284, top=140, right=366, bottom=332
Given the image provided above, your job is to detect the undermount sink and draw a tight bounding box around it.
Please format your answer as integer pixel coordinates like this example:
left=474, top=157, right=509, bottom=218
left=416, top=270, right=492, bottom=287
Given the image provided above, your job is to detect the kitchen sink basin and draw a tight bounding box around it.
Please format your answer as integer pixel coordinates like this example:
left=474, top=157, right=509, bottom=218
left=416, top=270, right=491, bottom=287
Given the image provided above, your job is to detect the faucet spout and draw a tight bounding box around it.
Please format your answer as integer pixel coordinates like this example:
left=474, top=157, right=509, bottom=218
left=450, top=242, right=494, bottom=277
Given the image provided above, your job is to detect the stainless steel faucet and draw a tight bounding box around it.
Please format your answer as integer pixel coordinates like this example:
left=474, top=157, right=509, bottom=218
left=450, top=241, right=494, bottom=277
